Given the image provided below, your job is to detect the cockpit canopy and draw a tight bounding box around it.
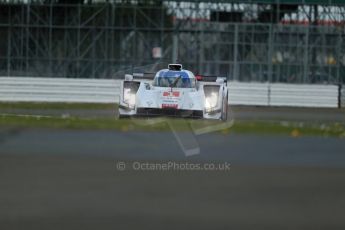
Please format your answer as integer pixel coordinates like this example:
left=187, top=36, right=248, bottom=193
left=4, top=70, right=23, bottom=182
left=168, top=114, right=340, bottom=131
left=153, top=69, right=196, bottom=88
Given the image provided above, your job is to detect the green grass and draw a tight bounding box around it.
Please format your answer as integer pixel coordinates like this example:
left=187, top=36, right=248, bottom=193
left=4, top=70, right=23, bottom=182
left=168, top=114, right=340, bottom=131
left=0, top=102, right=344, bottom=137
left=227, top=121, right=345, bottom=138
left=0, top=102, right=117, bottom=110
left=1, top=114, right=344, bottom=138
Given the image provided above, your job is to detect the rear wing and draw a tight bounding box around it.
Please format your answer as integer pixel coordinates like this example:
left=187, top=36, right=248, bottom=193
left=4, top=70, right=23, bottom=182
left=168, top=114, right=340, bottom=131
left=125, top=73, right=155, bottom=81
left=195, top=75, right=227, bottom=85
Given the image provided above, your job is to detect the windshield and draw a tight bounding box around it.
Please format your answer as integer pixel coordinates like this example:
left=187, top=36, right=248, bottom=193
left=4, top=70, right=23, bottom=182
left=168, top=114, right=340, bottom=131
left=153, top=76, right=196, bottom=88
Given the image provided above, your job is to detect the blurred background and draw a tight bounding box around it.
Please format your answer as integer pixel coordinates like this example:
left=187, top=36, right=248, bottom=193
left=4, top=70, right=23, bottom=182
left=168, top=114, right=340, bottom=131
left=0, top=0, right=345, bottom=83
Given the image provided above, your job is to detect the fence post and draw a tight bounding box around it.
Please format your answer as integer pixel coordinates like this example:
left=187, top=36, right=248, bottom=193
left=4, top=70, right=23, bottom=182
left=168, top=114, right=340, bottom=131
left=7, top=10, right=11, bottom=77
left=303, top=26, right=309, bottom=83
left=233, top=23, right=239, bottom=81
left=268, top=24, right=273, bottom=83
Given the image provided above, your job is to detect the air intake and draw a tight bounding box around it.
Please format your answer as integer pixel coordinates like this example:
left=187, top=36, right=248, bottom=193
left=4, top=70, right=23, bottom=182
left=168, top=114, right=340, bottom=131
left=168, top=64, right=182, bottom=71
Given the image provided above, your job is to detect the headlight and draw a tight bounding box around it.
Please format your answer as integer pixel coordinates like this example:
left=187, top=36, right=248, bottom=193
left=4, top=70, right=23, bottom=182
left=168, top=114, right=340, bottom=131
left=123, top=88, right=136, bottom=108
left=205, top=92, right=218, bottom=111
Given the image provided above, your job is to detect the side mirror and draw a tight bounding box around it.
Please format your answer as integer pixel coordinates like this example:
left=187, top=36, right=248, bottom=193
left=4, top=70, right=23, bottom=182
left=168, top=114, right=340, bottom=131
left=125, top=74, right=133, bottom=81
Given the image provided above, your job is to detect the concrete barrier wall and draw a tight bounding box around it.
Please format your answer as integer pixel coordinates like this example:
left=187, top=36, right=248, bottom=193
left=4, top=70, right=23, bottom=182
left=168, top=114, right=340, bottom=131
left=270, top=84, right=339, bottom=108
left=228, top=82, right=269, bottom=106
left=0, top=77, right=121, bottom=103
left=0, top=77, right=340, bottom=108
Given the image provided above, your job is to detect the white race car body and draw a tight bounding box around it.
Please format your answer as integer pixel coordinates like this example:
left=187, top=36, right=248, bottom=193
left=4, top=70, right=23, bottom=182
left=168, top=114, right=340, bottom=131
left=118, top=64, right=228, bottom=120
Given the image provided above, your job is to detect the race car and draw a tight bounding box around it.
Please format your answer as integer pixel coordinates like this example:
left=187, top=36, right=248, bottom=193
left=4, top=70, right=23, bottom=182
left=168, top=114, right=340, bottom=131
left=118, top=64, right=228, bottom=120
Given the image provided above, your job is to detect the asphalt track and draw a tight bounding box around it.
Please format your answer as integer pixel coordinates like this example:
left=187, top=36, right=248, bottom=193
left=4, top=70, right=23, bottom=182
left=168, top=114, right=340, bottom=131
left=1, top=128, right=345, bottom=230
left=1, top=106, right=345, bottom=229
left=1, top=129, right=345, bottom=167
left=1, top=154, right=345, bottom=230
left=2, top=105, right=345, bottom=122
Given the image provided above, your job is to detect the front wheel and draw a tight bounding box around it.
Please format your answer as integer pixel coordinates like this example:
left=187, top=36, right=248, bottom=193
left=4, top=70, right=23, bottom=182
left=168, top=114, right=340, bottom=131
left=221, top=94, right=228, bottom=121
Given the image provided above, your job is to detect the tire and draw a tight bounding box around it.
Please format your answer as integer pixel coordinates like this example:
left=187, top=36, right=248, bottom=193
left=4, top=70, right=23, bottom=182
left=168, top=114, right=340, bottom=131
left=221, top=94, right=228, bottom=121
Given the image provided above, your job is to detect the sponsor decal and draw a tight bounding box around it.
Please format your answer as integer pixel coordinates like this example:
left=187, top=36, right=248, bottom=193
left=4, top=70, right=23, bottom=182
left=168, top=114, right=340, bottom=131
left=163, top=91, right=180, bottom=97
left=161, top=91, right=181, bottom=109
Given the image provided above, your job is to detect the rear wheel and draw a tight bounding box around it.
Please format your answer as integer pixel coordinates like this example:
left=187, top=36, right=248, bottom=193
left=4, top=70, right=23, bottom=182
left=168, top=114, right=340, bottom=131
left=221, top=94, right=228, bottom=121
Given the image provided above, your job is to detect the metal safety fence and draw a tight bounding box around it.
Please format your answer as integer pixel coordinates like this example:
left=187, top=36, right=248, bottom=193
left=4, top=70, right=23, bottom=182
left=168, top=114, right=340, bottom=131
left=0, top=2, right=345, bottom=84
